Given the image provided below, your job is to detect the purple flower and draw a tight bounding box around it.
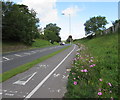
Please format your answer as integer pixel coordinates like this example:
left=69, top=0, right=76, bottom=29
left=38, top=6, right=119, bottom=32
left=73, top=78, right=76, bottom=80
left=108, top=82, right=112, bottom=86
left=84, top=69, right=88, bottom=72
left=74, top=81, right=77, bottom=85
left=98, top=92, right=102, bottom=95
left=99, top=79, right=102, bottom=81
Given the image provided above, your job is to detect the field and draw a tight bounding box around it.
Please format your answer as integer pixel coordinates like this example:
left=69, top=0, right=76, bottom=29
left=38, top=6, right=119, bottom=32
left=65, top=32, right=118, bottom=99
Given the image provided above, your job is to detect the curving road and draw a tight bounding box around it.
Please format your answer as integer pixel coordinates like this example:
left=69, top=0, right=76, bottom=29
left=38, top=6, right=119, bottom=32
left=1, top=45, right=70, bottom=73
left=1, top=44, right=78, bottom=99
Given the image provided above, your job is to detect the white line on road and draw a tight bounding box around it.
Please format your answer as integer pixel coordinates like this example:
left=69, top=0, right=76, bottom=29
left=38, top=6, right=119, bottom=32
left=3, top=57, right=10, bottom=61
left=25, top=45, right=76, bottom=99
left=14, top=54, right=22, bottom=57
left=13, top=72, right=37, bottom=85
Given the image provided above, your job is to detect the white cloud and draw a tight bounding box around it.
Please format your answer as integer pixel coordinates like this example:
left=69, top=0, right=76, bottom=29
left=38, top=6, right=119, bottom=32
left=62, top=6, right=80, bottom=16
left=18, top=0, right=58, bottom=26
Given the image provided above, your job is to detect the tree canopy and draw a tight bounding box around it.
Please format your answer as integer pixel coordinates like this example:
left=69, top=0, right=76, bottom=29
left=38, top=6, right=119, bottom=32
left=2, top=1, right=40, bottom=45
left=44, top=23, right=61, bottom=44
left=66, top=35, right=73, bottom=43
left=84, top=16, right=108, bottom=36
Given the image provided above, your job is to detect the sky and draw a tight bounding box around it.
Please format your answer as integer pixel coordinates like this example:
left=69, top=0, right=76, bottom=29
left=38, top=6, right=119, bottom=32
left=4, top=0, right=119, bottom=40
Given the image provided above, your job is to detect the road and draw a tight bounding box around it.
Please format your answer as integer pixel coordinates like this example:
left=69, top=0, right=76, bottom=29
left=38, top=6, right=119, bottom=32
left=1, top=45, right=69, bottom=73
left=1, top=44, right=78, bottom=99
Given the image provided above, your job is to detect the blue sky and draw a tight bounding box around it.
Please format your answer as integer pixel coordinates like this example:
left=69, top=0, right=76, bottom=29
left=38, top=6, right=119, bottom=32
left=5, top=0, right=119, bottom=40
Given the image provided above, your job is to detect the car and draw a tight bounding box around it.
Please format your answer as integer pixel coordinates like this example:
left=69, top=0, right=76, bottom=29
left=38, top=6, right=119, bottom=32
left=60, top=42, right=65, bottom=45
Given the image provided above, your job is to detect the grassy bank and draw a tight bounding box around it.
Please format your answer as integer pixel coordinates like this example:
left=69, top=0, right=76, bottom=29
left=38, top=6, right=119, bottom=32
left=0, top=45, right=70, bottom=82
left=65, top=33, right=118, bottom=99
left=2, top=39, right=59, bottom=53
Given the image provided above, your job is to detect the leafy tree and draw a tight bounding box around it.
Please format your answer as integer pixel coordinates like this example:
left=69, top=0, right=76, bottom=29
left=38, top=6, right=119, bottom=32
left=44, top=23, right=61, bottom=44
left=2, top=1, right=40, bottom=45
left=66, top=35, right=73, bottom=43
left=84, top=16, right=108, bottom=36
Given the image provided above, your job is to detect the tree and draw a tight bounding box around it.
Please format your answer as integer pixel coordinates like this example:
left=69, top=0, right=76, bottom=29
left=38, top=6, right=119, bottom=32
left=84, top=16, right=108, bottom=36
left=44, top=23, right=61, bottom=44
left=66, top=35, right=73, bottom=43
left=2, top=1, right=40, bottom=45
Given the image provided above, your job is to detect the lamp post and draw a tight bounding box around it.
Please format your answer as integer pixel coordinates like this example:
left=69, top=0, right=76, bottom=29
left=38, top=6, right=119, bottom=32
left=62, top=13, right=71, bottom=44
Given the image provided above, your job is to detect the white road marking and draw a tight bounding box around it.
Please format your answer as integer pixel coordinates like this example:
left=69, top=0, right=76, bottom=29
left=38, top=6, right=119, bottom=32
left=31, top=51, right=36, bottom=54
left=13, top=72, right=37, bottom=85
left=3, top=57, right=10, bottom=61
left=24, top=53, right=31, bottom=55
left=14, top=54, right=22, bottom=57
left=25, top=45, right=76, bottom=99
left=5, top=93, right=14, bottom=96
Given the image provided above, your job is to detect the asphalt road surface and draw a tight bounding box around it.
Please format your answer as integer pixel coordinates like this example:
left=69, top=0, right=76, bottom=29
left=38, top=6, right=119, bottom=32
left=1, top=45, right=70, bottom=73
left=1, top=44, right=78, bottom=99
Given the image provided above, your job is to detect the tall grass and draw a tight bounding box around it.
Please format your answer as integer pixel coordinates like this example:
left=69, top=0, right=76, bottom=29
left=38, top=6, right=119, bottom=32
left=65, top=32, right=118, bottom=99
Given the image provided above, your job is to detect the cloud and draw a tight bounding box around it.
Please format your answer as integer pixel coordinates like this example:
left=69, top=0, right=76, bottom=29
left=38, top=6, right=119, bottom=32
left=18, top=0, right=58, bottom=26
left=62, top=6, right=80, bottom=16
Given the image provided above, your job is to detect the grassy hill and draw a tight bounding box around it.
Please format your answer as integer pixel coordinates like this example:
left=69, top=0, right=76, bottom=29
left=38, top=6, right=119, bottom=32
left=2, top=39, right=58, bottom=53
left=65, top=32, right=118, bottom=99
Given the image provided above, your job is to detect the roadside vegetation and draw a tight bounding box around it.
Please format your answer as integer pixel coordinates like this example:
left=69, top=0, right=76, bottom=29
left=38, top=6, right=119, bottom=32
left=2, top=39, right=59, bottom=53
left=65, top=32, right=118, bottom=99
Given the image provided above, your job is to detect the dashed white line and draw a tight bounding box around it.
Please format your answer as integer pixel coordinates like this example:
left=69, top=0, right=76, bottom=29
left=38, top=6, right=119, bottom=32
left=14, top=54, right=22, bottom=57
left=25, top=45, right=76, bottom=99
left=3, top=57, right=10, bottom=61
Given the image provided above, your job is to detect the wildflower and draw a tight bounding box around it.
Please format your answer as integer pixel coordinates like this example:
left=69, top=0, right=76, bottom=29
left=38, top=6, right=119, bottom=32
left=72, top=73, right=75, bottom=75
left=74, top=81, right=77, bottom=85
left=91, top=57, right=94, bottom=59
left=108, top=82, right=112, bottom=87
left=93, top=64, right=96, bottom=66
left=109, top=91, right=112, bottom=93
left=81, top=70, right=84, bottom=72
left=90, top=59, right=93, bottom=62
left=99, top=79, right=102, bottom=81
left=90, top=65, right=93, bottom=67
left=111, top=97, right=114, bottom=100
left=78, top=76, right=80, bottom=78
left=73, top=78, right=76, bottom=80
left=84, top=69, right=88, bottom=72
left=98, top=92, right=102, bottom=95
left=81, top=66, right=84, bottom=68
left=98, top=88, right=101, bottom=91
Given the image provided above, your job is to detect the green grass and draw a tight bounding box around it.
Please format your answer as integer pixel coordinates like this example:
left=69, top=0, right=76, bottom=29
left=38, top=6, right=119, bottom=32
left=0, top=45, right=71, bottom=82
left=2, top=39, right=59, bottom=53
left=65, top=32, right=118, bottom=99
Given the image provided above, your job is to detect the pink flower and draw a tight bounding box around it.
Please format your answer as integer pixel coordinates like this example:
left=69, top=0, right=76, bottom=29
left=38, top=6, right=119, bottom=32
left=98, top=92, right=102, bottom=95
left=90, top=60, right=93, bottom=62
left=90, top=65, right=93, bottom=67
left=74, top=81, right=77, bottom=85
left=93, top=64, right=96, bottom=66
left=84, top=69, right=88, bottom=72
left=78, top=76, right=80, bottom=78
left=99, top=79, right=102, bottom=81
left=109, top=91, right=112, bottom=93
left=73, top=78, right=76, bottom=80
left=108, top=83, right=112, bottom=86
left=81, top=70, right=84, bottom=72
left=81, top=66, right=84, bottom=68
left=91, top=57, right=94, bottom=59
left=111, top=97, right=114, bottom=100
left=98, top=88, right=101, bottom=91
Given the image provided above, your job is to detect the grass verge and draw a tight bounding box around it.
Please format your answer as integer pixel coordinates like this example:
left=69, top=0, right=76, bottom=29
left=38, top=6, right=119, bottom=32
left=0, top=45, right=71, bottom=82
left=65, top=32, right=118, bottom=99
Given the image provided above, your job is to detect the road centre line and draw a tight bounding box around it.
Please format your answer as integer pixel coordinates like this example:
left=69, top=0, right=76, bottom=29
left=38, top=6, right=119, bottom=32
left=14, top=54, right=22, bottom=57
left=25, top=45, right=76, bottom=99
left=3, top=57, right=10, bottom=61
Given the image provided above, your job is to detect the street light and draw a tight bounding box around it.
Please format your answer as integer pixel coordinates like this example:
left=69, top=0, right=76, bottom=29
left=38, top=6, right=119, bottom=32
left=62, top=13, right=72, bottom=44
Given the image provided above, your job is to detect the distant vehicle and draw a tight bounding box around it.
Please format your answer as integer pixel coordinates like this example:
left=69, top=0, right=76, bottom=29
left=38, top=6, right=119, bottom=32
left=60, top=42, right=65, bottom=45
